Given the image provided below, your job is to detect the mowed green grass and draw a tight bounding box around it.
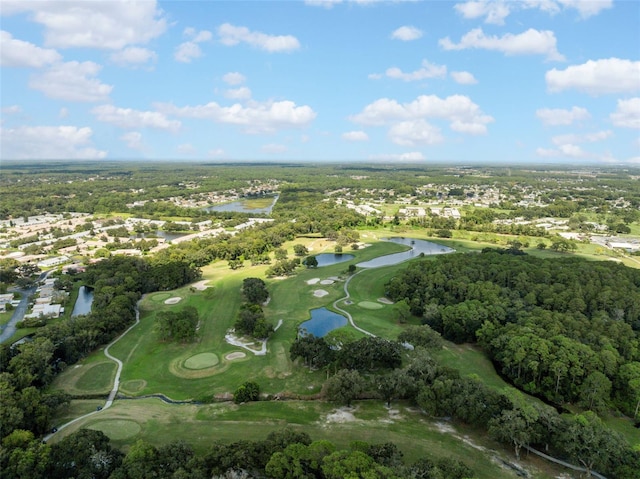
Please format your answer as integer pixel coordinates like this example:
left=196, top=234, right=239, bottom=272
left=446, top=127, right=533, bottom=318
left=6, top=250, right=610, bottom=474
left=48, top=398, right=562, bottom=479
left=50, top=361, right=116, bottom=396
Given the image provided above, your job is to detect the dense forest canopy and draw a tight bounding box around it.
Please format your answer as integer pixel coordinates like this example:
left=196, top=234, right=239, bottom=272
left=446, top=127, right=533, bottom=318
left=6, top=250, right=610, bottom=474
left=386, top=250, right=640, bottom=413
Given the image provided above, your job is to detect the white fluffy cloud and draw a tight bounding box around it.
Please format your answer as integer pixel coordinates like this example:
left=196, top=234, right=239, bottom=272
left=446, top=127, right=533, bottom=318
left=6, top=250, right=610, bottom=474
left=378, top=60, right=447, bottom=82
left=29, top=61, right=113, bottom=102
left=556, top=0, right=613, bottom=19
left=536, top=144, right=586, bottom=158
left=342, top=131, right=369, bottom=141
left=92, top=104, right=181, bottom=131
left=110, top=47, right=157, bottom=67
left=0, top=30, right=61, bottom=67
left=391, top=26, right=423, bottom=41
left=454, top=1, right=511, bottom=24
left=536, top=106, right=591, bottom=126
left=120, top=131, right=143, bottom=150
left=174, top=28, right=212, bottom=63
left=440, top=28, right=564, bottom=61
left=388, top=120, right=443, bottom=146
left=218, top=23, right=300, bottom=53
left=0, top=125, right=106, bottom=159
left=453, top=0, right=612, bottom=24
left=1, top=105, right=21, bottom=114
left=224, top=87, right=252, bottom=100
left=451, top=71, right=478, bottom=85
left=350, top=94, right=493, bottom=135
left=2, top=0, right=167, bottom=50
left=223, top=72, right=246, bottom=85
left=546, top=59, right=640, bottom=95
left=551, top=130, right=612, bottom=145
left=156, top=100, right=316, bottom=134
left=610, top=98, right=640, bottom=129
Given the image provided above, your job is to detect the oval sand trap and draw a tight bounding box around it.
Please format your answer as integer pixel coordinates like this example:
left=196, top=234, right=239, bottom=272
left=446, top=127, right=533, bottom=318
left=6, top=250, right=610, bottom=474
left=358, top=301, right=383, bottom=310
left=89, top=420, right=141, bottom=440
left=313, top=289, right=329, bottom=298
left=164, top=297, right=182, bottom=304
left=184, top=352, right=219, bottom=369
left=225, top=351, right=246, bottom=360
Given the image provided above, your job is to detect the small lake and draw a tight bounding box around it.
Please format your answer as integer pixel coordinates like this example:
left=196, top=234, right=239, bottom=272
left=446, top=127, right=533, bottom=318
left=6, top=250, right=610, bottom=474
left=357, top=237, right=454, bottom=268
left=314, top=253, right=354, bottom=267
left=299, top=307, right=347, bottom=337
left=71, top=285, right=94, bottom=317
left=204, top=195, right=279, bottom=214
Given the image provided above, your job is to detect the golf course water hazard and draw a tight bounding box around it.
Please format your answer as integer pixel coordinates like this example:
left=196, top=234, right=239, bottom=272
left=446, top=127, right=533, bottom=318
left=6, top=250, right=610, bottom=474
left=314, top=253, right=354, bottom=267
left=357, top=237, right=454, bottom=268
left=299, top=307, right=347, bottom=337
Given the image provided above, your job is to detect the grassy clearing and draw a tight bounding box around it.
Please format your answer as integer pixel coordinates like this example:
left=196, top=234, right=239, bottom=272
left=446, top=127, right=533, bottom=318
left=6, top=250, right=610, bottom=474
left=603, top=414, right=640, bottom=447
left=434, top=343, right=517, bottom=393
left=50, top=361, right=116, bottom=396
left=48, top=398, right=562, bottom=479
left=0, top=310, right=13, bottom=327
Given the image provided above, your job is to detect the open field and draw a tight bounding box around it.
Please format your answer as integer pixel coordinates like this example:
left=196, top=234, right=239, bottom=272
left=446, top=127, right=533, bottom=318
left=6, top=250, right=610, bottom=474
left=48, top=397, right=564, bottom=479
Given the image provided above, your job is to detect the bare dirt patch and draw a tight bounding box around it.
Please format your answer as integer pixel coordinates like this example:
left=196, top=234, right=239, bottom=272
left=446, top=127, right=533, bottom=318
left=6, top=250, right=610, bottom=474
left=313, top=289, right=329, bottom=298
left=164, top=297, right=182, bottom=305
left=325, top=407, right=357, bottom=423
left=225, top=351, right=246, bottom=360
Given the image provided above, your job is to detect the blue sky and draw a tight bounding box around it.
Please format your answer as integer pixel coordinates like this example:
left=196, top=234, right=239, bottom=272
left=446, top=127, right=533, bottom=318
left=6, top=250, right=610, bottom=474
left=1, top=0, right=639, bottom=164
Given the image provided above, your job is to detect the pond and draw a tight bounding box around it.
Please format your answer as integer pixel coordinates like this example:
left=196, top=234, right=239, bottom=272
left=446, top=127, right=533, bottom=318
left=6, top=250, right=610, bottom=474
left=71, top=286, right=94, bottom=317
left=203, top=195, right=279, bottom=214
left=357, top=237, right=454, bottom=268
left=314, top=253, right=354, bottom=267
left=299, top=307, right=347, bottom=337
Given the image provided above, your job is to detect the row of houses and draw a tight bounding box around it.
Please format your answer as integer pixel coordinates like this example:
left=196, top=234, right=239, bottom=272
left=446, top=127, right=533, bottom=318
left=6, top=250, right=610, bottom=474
left=24, top=277, right=65, bottom=320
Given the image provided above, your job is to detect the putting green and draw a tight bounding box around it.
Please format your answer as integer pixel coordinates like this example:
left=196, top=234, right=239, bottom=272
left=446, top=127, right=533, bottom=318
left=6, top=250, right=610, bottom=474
left=89, top=419, right=141, bottom=440
left=184, top=352, right=220, bottom=369
left=358, top=301, right=384, bottom=310
left=150, top=292, right=171, bottom=303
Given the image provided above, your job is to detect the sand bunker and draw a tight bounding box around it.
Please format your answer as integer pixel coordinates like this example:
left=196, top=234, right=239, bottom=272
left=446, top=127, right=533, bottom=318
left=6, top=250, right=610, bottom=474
left=306, top=278, right=320, bottom=285
left=164, top=297, right=182, bottom=304
left=225, top=351, right=246, bottom=360
left=313, top=289, right=329, bottom=298
left=320, top=279, right=334, bottom=285
left=377, top=297, right=394, bottom=304
left=191, top=280, right=210, bottom=291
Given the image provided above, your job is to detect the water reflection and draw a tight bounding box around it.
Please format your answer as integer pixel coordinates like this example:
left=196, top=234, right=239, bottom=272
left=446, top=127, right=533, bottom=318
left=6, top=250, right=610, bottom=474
left=299, top=307, right=347, bottom=337
left=357, top=237, right=454, bottom=268
left=71, top=286, right=94, bottom=317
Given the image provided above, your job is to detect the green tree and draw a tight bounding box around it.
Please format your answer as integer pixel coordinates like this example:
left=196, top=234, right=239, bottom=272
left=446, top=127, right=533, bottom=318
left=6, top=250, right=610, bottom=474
left=303, top=256, right=318, bottom=268
left=324, top=369, right=365, bottom=407
left=234, top=381, right=260, bottom=403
